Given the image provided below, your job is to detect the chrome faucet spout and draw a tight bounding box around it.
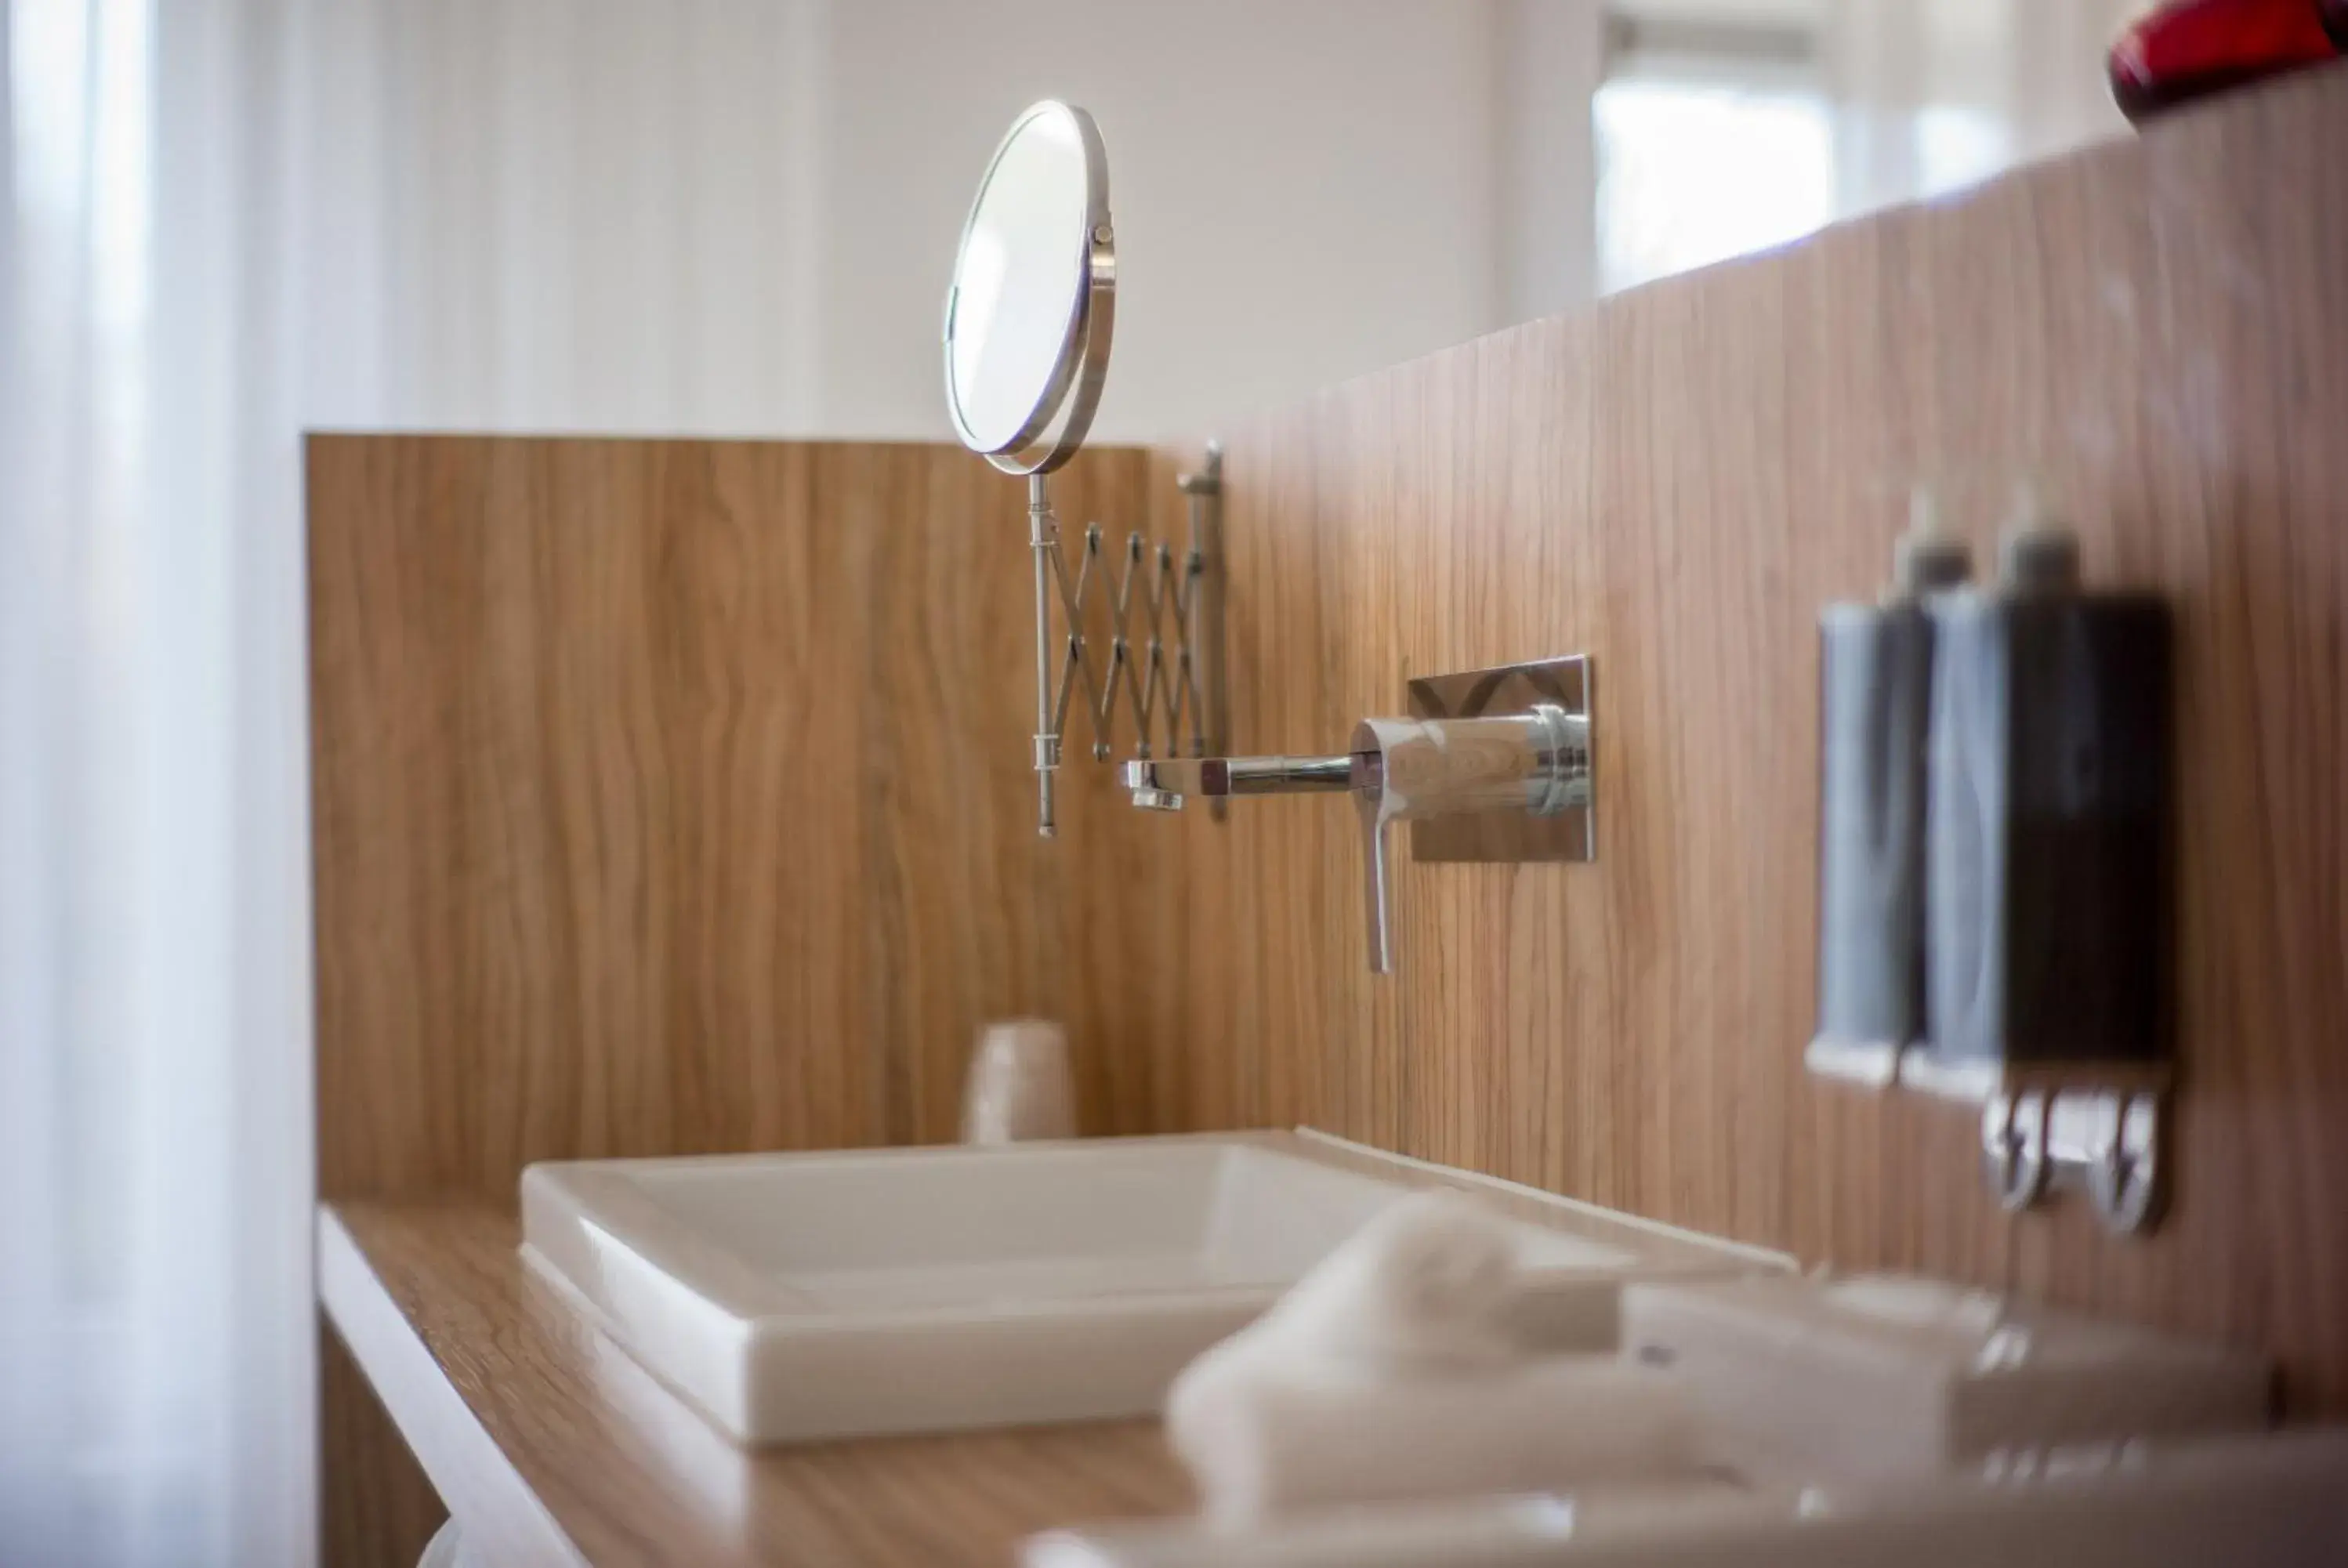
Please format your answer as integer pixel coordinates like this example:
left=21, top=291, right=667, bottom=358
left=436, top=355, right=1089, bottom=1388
left=1121, top=753, right=1355, bottom=811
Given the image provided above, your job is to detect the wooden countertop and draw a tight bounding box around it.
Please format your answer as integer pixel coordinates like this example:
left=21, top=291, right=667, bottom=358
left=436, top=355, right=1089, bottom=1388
left=319, top=1202, right=1195, bottom=1567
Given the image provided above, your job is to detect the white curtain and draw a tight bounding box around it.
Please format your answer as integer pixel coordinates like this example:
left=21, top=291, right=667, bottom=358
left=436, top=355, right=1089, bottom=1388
left=2, top=0, right=313, bottom=1562
left=2, top=3, right=828, bottom=1561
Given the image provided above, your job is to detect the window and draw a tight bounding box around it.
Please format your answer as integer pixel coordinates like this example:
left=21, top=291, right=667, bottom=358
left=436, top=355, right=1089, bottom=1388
left=1594, top=17, right=1836, bottom=295
left=1915, top=103, right=2012, bottom=201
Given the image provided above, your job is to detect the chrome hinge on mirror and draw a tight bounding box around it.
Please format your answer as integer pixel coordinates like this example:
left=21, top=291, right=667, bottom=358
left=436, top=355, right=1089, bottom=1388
left=1020, top=445, right=1227, bottom=836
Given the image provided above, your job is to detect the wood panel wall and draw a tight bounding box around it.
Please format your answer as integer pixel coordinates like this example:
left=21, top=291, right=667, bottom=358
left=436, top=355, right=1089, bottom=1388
left=1131, top=66, right=2348, bottom=1414
left=307, top=436, right=1156, bottom=1562
left=310, top=436, right=1167, bottom=1199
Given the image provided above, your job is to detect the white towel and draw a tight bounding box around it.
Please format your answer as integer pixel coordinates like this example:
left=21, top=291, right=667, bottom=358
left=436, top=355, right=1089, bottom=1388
left=1165, top=1192, right=1708, bottom=1525
left=1168, top=1346, right=1708, bottom=1526
left=1245, top=1190, right=1527, bottom=1372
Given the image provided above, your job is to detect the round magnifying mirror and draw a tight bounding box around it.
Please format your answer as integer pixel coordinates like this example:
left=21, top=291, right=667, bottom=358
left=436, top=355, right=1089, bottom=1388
left=943, top=101, right=1114, bottom=475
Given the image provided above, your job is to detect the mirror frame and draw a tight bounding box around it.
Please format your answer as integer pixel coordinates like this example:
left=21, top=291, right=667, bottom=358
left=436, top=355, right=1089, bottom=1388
left=942, top=100, right=1115, bottom=476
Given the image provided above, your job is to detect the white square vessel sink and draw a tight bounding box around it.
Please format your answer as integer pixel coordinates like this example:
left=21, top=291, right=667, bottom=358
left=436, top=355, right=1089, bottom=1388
left=521, top=1130, right=1785, bottom=1444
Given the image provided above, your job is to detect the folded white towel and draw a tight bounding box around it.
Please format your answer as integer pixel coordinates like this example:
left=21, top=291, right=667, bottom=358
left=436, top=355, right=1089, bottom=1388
left=1168, top=1344, right=1707, bottom=1526
left=1246, top=1191, right=1526, bottom=1372
left=1165, top=1191, right=1708, bottom=1525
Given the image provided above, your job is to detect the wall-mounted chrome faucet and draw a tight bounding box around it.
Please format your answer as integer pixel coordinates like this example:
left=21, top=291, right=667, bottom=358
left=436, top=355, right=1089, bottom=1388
left=1124, top=657, right=1594, bottom=973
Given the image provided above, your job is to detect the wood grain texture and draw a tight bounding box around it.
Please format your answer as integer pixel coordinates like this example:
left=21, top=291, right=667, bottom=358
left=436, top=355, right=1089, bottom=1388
left=321, top=1331, right=449, bottom=1568
left=321, top=1203, right=1190, bottom=1568
left=309, top=435, right=1154, bottom=1200
left=1132, top=65, right=2348, bottom=1414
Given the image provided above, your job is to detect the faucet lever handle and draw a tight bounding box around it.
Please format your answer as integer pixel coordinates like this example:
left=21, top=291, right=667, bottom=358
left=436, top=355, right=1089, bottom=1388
left=1356, top=783, right=1396, bottom=973
left=1345, top=708, right=1589, bottom=974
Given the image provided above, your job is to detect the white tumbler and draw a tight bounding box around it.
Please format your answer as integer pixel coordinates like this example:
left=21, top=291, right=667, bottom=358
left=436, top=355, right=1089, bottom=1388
left=961, top=1017, right=1077, bottom=1144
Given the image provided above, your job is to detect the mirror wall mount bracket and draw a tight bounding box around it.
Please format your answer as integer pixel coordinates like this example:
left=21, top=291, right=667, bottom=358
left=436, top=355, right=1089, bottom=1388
left=1026, top=446, right=1226, bottom=837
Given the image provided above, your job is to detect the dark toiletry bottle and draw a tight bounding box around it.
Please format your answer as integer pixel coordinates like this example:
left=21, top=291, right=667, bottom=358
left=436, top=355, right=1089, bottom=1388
left=1911, top=509, right=2173, bottom=1100
left=1809, top=494, right=1970, bottom=1088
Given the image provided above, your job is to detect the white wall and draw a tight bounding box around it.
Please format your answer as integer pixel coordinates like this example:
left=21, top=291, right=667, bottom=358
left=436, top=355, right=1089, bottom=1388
left=290, top=0, right=2143, bottom=441
left=822, top=0, right=1513, bottom=443
left=297, top=0, right=1534, bottom=444
left=1498, top=0, right=1607, bottom=322
left=295, top=0, right=833, bottom=436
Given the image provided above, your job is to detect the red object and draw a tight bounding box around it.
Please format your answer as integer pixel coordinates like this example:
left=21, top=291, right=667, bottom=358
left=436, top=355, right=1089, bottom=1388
left=2108, top=0, right=2346, bottom=121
